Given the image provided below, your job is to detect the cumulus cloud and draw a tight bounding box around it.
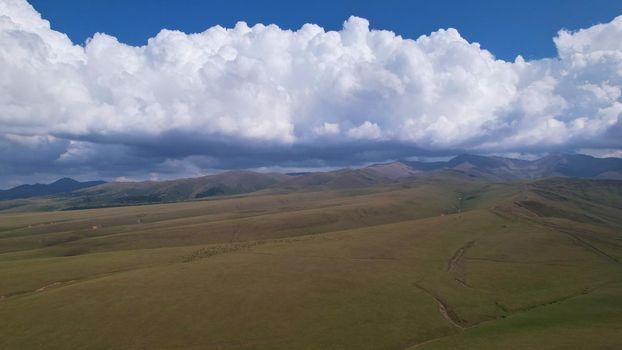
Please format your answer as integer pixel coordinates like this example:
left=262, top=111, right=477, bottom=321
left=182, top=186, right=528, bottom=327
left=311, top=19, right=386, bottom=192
left=0, top=0, right=621, bottom=185
left=314, top=122, right=340, bottom=136
left=347, top=121, right=382, bottom=140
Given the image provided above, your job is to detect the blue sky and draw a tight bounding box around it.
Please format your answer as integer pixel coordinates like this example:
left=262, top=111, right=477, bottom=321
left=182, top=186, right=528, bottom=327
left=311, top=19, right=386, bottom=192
left=0, top=0, right=621, bottom=186
left=29, top=0, right=622, bottom=61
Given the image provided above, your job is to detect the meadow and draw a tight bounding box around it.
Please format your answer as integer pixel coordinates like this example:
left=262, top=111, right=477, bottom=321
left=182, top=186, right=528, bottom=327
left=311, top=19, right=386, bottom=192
left=1, top=173, right=621, bottom=349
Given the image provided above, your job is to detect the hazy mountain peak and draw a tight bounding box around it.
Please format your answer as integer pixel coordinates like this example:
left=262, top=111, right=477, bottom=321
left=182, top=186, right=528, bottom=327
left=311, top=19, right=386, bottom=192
left=53, top=177, right=80, bottom=185
left=0, top=178, right=106, bottom=201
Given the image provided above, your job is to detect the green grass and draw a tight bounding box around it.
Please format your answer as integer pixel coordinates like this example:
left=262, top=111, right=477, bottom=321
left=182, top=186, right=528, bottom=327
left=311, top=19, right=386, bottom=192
left=414, top=281, right=622, bottom=350
left=1, top=175, right=621, bottom=349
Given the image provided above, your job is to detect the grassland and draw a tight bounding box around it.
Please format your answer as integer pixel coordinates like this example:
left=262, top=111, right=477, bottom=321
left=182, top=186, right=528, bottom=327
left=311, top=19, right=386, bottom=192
left=1, top=174, right=621, bottom=349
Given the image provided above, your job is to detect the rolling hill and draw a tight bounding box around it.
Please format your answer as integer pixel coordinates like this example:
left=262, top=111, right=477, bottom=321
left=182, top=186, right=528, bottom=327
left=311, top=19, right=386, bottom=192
left=1, top=153, right=620, bottom=212
left=0, top=172, right=620, bottom=349
left=0, top=178, right=105, bottom=201
left=277, top=162, right=417, bottom=190
left=404, top=153, right=622, bottom=180
left=67, top=171, right=290, bottom=205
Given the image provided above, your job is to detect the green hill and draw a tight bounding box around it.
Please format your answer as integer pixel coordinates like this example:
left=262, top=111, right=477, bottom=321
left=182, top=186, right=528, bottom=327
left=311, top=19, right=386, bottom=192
left=1, top=173, right=621, bottom=349
left=2, top=154, right=620, bottom=213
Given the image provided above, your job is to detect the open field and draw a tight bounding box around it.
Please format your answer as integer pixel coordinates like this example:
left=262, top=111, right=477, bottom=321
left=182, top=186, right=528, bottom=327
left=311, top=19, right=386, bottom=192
left=1, top=174, right=621, bottom=349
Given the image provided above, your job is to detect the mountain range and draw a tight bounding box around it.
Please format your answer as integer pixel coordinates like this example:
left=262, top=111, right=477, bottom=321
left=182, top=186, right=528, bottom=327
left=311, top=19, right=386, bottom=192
left=0, top=178, right=106, bottom=201
left=404, top=153, right=622, bottom=180
left=1, top=153, right=620, bottom=211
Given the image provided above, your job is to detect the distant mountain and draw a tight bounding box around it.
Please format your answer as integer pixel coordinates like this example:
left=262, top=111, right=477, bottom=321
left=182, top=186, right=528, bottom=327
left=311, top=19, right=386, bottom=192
left=401, top=160, right=447, bottom=171
left=443, top=154, right=538, bottom=179
left=402, top=153, right=622, bottom=180
left=365, top=162, right=419, bottom=180
left=0, top=178, right=106, bottom=201
left=62, top=171, right=290, bottom=208
left=534, top=154, right=622, bottom=179
left=285, top=172, right=313, bottom=177
left=278, top=162, right=417, bottom=190
left=1, top=153, right=620, bottom=211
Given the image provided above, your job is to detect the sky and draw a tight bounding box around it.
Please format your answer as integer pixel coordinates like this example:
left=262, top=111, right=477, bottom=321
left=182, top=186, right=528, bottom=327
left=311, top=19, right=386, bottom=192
left=0, top=0, right=621, bottom=187
left=27, top=0, right=622, bottom=61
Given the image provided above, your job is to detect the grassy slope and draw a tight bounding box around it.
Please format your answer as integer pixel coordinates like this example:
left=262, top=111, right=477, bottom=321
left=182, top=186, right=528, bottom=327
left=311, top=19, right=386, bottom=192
left=0, top=171, right=291, bottom=212
left=0, top=175, right=621, bottom=349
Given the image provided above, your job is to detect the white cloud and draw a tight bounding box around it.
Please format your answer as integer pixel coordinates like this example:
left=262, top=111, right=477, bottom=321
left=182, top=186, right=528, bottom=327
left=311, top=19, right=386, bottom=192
left=0, top=0, right=621, bottom=183
left=347, top=121, right=382, bottom=140
left=314, top=122, right=340, bottom=136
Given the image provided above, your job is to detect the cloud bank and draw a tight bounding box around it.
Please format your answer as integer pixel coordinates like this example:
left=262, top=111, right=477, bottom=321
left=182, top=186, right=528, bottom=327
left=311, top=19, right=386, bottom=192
left=0, top=0, right=621, bottom=185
